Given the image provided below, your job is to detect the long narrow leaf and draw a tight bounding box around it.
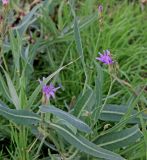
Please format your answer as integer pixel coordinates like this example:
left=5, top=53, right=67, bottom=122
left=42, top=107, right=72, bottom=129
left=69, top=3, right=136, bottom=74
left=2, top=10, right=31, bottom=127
left=73, top=89, right=95, bottom=117
left=9, top=30, right=22, bottom=71
left=0, top=72, right=11, bottom=102
left=40, top=105, right=91, bottom=133
left=94, top=125, right=142, bottom=150
left=0, top=102, right=40, bottom=125
left=50, top=123, right=125, bottom=160
left=4, top=71, right=20, bottom=109
left=93, top=63, right=103, bottom=122
left=69, top=0, right=88, bottom=93
left=31, top=127, right=57, bottom=151
left=100, top=104, right=147, bottom=124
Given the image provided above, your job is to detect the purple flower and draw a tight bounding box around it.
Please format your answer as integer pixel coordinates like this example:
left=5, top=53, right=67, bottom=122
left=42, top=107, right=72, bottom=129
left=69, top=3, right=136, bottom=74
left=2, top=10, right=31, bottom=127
left=39, top=78, right=60, bottom=101
left=96, top=50, right=113, bottom=64
left=2, top=0, right=9, bottom=5
left=98, top=5, right=103, bottom=13
left=42, top=83, right=60, bottom=100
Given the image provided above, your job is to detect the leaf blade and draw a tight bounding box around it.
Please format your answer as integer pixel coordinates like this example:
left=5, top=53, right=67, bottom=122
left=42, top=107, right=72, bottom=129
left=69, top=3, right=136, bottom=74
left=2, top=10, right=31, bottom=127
left=100, top=104, right=147, bottom=124
left=40, top=105, right=91, bottom=133
left=94, top=125, right=142, bottom=150
left=0, top=102, right=41, bottom=126
left=4, top=71, right=20, bottom=109
left=50, top=123, right=125, bottom=160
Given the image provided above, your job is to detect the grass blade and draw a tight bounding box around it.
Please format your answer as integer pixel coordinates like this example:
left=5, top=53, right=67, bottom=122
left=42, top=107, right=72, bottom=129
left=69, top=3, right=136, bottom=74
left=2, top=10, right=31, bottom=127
left=69, top=0, right=88, bottom=93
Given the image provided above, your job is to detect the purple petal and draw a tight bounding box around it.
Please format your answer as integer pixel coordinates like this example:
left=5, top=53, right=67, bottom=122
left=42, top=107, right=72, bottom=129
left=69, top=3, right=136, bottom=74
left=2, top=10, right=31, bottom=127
left=98, top=52, right=103, bottom=56
left=53, top=87, right=60, bottom=92
left=106, top=50, right=110, bottom=54
left=49, top=83, right=55, bottom=89
left=96, top=57, right=105, bottom=63
left=50, top=92, right=55, bottom=98
left=96, top=50, right=113, bottom=65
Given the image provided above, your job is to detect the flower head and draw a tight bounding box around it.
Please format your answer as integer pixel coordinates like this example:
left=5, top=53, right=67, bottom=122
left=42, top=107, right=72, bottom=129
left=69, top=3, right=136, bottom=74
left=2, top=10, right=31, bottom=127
left=39, top=78, right=60, bottom=102
left=96, top=50, right=113, bottom=64
left=2, top=0, right=9, bottom=5
left=42, top=83, right=60, bottom=100
left=98, top=5, right=103, bottom=14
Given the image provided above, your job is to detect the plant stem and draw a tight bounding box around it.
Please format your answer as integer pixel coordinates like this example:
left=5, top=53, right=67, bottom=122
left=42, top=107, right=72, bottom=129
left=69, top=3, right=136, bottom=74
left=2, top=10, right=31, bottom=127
left=100, top=78, right=115, bottom=114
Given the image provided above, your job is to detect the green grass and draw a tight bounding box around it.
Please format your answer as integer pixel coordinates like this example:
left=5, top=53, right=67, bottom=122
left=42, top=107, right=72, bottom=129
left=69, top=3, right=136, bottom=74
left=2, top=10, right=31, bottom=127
left=0, top=0, right=146, bottom=159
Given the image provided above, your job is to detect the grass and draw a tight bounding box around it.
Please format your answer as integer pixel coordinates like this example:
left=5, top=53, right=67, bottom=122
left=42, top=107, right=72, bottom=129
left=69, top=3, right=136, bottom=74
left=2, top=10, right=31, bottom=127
left=0, top=0, right=147, bottom=159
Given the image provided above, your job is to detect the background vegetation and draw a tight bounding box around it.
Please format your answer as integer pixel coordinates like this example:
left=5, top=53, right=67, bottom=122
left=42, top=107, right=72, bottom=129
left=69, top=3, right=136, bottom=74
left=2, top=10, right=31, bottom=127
left=0, top=0, right=146, bottom=159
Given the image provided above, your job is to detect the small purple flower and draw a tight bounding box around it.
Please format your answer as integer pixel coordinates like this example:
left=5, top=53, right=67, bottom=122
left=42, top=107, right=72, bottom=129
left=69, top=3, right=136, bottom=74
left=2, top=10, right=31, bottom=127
left=2, top=0, right=9, bottom=5
left=42, top=83, right=60, bottom=100
left=39, top=78, right=60, bottom=101
left=98, top=5, right=103, bottom=14
left=96, top=50, right=113, bottom=65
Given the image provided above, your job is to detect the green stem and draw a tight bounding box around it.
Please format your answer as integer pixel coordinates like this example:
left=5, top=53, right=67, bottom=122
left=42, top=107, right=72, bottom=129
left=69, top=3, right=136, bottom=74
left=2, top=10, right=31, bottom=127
left=100, top=78, right=115, bottom=114
left=83, top=69, right=88, bottom=94
left=36, top=136, right=46, bottom=155
left=65, top=150, right=78, bottom=160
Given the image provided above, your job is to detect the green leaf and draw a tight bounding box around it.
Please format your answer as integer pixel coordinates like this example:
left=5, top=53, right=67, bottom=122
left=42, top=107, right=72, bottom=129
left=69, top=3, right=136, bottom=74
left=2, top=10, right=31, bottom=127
left=58, top=0, right=65, bottom=30
left=73, top=88, right=95, bottom=117
left=0, top=101, right=41, bottom=126
left=50, top=123, right=125, bottom=160
left=31, top=127, right=57, bottom=151
left=21, top=45, right=34, bottom=75
left=92, top=63, right=103, bottom=122
left=0, top=72, right=11, bottom=102
left=69, top=0, right=88, bottom=93
left=56, top=118, right=77, bottom=135
left=71, top=5, right=84, bottom=62
left=40, top=105, right=91, bottom=133
left=9, top=30, right=22, bottom=72
left=94, top=125, right=142, bottom=150
left=95, top=63, right=103, bottom=107
left=39, top=12, right=98, bottom=50
left=14, top=4, right=42, bottom=36
left=61, top=12, right=97, bottom=38
left=100, top=104, right=147, bottom=124
left=4, top=71, right=20, bottom=109
left=40, top=7, right=58, bottom=36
